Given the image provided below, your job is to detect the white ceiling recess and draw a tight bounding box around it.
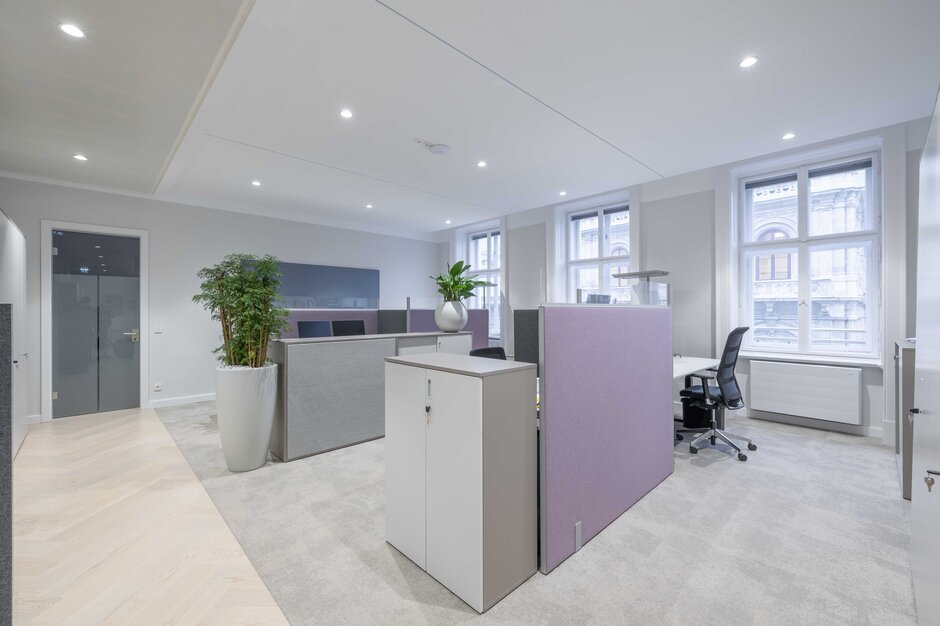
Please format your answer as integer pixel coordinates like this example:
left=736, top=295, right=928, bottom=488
left=157, top=0, right=659, bottom=237
left=382, top=0, right=940, bottom=179
left=0, top=0, right=247, bottom=192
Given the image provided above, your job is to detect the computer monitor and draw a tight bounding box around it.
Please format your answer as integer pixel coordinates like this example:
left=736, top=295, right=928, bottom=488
left=297, top=320, right=332, bottom=338
left=586, top=294, right=611, bottom=304
left=331, top=319, right=366, bottom=336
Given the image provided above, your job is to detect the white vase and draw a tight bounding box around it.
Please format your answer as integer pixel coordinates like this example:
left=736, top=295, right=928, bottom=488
left=434, top=300, right=468, bottom=332
left=215, top=363, right=278, bottom=472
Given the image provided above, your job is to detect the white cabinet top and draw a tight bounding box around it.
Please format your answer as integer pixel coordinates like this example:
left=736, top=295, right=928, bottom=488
left=277, top=331, right=470, bottom=345
left=387, top=353, right=536, bottom=378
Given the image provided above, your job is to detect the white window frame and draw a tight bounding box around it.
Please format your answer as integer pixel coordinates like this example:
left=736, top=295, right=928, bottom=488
left=467, top=228, right=501, bottom=340
left=737, top=152, right=882, bottom=359
left=565, top=204, right=630, bottom=302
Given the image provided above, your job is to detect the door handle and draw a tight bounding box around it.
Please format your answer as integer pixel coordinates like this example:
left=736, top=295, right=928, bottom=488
left=123, top=329, right=140, bottom=343
left=909, top=407, right=921, bottom=425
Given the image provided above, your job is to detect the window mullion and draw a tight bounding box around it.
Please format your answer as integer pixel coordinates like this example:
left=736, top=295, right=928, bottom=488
left=797, top=166, right=810, bottom=354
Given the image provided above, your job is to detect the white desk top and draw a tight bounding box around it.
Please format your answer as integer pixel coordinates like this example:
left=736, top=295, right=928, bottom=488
left=673, top=356, right=719, bottom=379
left=386, top=352, right=536, bottom=378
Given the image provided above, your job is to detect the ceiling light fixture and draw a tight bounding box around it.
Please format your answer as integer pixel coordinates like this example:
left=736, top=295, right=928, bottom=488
left=251, top=180, right=261, bottom=186
left=60, top=23, right=85, bottom=38
left=94, top=245, right=101, bottom=249
left=477, top=161, right=487, bottom=168
left=559, top=191, right=567, bottom=197
left=739, top=56, right=758, bottom=68
left=782, top=132, right=796, bottom=140
left=445, top=220, right=452, bottom=225
left=340, top=109, right=353, bottom=119
left=73, top=153, right=88, bottom=161
left=365, top=204, right=373, bottom=209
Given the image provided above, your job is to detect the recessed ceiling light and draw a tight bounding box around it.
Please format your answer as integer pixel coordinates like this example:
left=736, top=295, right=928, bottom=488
left=94, top=245, right=101, bottom=249
left=60, top=23, right=85, bottom=38
left=477, top=161, right=487, bottom=168
left=739, top=56, right=758, bottom=68
left=445, top=220, right=452, bottom=225
left=365, top=204, right=373, bottom=209
left=73, top=154, right=88, bottom=161
left=340, top=109, right=353, bottom=119
left=251, top=180, right=261, bottom=187
left=782, top=132, right=796, bottom=140
left=100, top=263, right=106, bottom=266
left=559, top=191, right=567, bottom=197
left=98, top=255, right=104, bottom=258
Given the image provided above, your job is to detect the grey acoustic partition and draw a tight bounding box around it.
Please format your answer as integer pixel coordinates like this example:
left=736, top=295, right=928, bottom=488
left=0, top=305, right=11, bottom=622
left=513, top=309, right=540, bottom=366
left=377, top=309, right=407, bottom=334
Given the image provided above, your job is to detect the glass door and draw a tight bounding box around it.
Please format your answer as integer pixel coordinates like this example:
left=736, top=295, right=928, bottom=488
left=52, top=230, right=140, bottom=418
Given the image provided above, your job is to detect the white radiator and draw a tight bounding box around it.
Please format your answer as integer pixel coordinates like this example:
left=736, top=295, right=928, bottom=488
left=749, top=360, right=862, bottom=425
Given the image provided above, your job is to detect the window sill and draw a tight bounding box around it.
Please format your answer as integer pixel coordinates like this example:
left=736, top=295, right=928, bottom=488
left=738, top=351, right=883, bottom=369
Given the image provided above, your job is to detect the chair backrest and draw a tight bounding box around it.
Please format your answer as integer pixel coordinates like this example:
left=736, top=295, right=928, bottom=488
left=716, top=327, right=749, bottom=409
left=331, top=319, right=366, bottom=336
left=469, top=346, right=506, bottom=360
left=297, top=320, right=332, bottom=338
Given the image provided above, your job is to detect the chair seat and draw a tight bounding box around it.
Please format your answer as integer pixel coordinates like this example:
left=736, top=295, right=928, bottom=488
left=679, top=385, right=722, bottom=400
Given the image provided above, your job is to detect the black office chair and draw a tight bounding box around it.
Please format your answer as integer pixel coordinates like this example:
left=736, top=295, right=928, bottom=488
left=297, top=320, right=332, bottom=338
left=469, top=346, right=506, bottom=360
left=676, top=327, right=757, bottom=462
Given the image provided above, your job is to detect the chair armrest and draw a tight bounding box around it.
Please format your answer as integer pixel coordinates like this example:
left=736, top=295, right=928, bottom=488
left=691, top=370, right=717, bottom=402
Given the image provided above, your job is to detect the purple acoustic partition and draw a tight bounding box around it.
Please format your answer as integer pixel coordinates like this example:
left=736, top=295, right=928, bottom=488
left=282, top=309, right=379, bottom=338
left=408, top=308, right=489, bottom=350
left=539, top=305, right=673, bottom=574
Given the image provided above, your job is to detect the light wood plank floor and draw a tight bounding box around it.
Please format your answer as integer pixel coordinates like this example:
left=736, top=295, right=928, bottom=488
left=13, top=407, right=288, bottom=625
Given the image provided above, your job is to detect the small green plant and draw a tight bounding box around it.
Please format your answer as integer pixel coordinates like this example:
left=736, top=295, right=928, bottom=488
left=193, top=254, right=289, bottom=368
left=430, top=260, right=488, bottom=302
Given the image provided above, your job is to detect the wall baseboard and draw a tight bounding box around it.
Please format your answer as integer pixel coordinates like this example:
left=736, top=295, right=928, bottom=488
left=148, top=393, right=216, bottom=409
left=26, top=414, right=41, bottom=425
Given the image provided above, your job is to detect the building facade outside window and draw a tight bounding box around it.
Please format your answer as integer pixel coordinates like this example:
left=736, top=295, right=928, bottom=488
left=739, top=156, right=880, bottom=357
left=467, top=229, right=501, bottom=340
left=567, top=206, right=630, bottom=302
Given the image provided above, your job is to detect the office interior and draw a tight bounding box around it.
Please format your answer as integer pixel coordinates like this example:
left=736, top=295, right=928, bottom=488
left=1, top=1, right=939, bottom=624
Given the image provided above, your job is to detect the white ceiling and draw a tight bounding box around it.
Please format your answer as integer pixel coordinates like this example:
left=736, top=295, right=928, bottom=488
left=0, top=0, right=246, bottom=192
left=5, top=0, right=940, bottom=239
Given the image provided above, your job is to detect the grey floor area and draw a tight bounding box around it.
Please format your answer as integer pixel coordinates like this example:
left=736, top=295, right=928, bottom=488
left=156, top=402, right=916, bottom=625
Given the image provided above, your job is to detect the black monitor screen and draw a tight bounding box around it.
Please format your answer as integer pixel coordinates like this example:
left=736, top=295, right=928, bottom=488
left=297, top=320, right=332, bottom=338
left=332, top=319, right=366, bottom=336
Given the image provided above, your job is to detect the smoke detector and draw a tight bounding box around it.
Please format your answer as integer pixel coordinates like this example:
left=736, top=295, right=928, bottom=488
left=416, top=139, right=450, bottom=156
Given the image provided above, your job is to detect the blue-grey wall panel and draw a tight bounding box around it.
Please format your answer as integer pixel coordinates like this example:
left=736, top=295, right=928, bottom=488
left=0, top=305, right=11, bottom=622
left=279, top=262, right=379, bottom=309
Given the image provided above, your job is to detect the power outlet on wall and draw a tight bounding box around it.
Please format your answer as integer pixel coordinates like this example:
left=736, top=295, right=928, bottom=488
left=153, top=383, right=163, bottom=392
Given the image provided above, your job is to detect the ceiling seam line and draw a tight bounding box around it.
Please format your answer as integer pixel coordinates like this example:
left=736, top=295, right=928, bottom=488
left=372, top=0, right=664, bottom=179
left=204, top=133, right=504, bottom=212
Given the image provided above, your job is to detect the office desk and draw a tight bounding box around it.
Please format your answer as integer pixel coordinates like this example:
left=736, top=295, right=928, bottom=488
left=673, top=356, right=719, bottom=380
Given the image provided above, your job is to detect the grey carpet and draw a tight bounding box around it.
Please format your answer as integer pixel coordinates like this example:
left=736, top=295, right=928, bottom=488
left=156, top=402, right=916, bottom=625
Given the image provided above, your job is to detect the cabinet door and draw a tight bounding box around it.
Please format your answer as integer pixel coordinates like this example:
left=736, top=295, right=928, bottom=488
left=397, top=336, right=437, bottom=355
left=436, top=333, right=472, bottom=355
left=426, top=369, right=483, bottom=611
left=384, top=362, right=427, bottom=568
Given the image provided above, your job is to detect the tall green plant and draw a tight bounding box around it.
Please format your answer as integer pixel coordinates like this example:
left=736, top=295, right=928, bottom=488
left=430, top=261, right=487, bottom=302
left=193, top=254, right=289, bottom=368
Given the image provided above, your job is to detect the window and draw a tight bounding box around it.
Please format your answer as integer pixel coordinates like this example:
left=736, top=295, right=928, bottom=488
left=567, top=206, right=630, bottom=302
left=739, top=156, right=879, bottom=357
left=467, top=230, right=501, bottom=340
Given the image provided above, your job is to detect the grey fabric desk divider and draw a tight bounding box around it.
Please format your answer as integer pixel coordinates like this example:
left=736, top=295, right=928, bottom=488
left=512, top=309, right=540, bottom=367
left=377, top=309, right=407, bottom=334
left=0, top=305, right=11, bottom=622
left=269, top=331, right=472, bottom=461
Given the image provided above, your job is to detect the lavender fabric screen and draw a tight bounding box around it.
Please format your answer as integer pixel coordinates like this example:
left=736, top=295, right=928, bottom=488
left=408, top=309, right=489, bottom=350
left=540, top=305, right=673, bottom=574
left=282, top=310, right=379, bottom=338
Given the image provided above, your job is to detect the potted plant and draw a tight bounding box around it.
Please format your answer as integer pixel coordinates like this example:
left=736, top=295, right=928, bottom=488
left=193, top=254, right=289, bottom=472
left=430, top=261, right=487, bottom=332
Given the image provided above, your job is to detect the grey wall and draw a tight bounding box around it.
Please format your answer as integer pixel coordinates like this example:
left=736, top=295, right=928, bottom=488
left=640, top=189, right=716, bottom=357
left=506, top=223, right=545, bottom=311
left=0, top=176, right=441, bottom=415
left=0, top=305, right=10, bottom=623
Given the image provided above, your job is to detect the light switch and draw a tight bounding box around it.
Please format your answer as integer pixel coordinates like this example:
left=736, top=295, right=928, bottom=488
left=153, top=325, right=163, bottom=334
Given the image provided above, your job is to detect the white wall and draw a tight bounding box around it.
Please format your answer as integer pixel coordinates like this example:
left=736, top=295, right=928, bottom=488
left=0, top=209, right=27, bottom=453
left=0, top=177, right=441, bottom=417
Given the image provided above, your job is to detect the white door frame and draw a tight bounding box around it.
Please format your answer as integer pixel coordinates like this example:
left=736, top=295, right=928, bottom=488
left=41, top=220, right=150, bottom=422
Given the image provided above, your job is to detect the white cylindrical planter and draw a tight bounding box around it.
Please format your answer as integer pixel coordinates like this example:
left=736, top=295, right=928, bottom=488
left=215, top=363, right=278, bottom=472
left=435, top=300, right=468, bottom=332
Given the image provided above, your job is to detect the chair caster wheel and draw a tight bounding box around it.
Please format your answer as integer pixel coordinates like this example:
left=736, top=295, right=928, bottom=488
left=737, top=453, right=747, bottom=462
left=748, top=443, right=757, bottom=451
left=689, top=446, right=698, bottom=454
left=676, top=434, right=684, bottom=441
